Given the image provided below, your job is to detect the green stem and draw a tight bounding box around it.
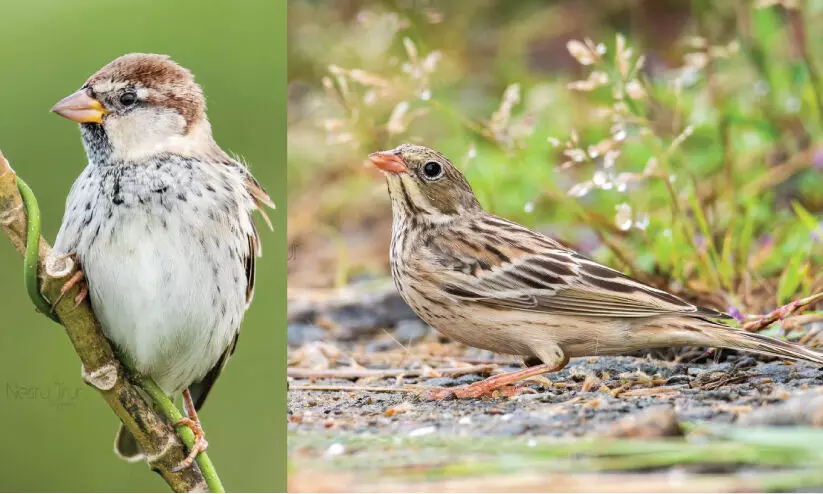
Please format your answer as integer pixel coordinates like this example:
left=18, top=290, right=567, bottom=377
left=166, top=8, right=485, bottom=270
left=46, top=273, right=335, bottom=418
left=15, top=176, right=59, bottom=323
left=139, top=377, right=225, bottom=493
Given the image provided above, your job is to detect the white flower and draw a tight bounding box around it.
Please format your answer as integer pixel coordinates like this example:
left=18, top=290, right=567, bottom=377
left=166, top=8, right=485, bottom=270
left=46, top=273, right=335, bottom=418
left=567, top=40, right=595, bottom=65
left=625, top=80, right=646, bottom=100
left=615, top=203, right=633, bottom=231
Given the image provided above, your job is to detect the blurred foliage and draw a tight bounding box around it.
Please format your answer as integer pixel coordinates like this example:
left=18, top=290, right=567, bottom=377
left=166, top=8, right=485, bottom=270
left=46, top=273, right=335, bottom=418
left=0, top=0, right=286, bottom=491
left=288, top=0, right=823, bottom=317
left=289, top=426, right=823, bottom=491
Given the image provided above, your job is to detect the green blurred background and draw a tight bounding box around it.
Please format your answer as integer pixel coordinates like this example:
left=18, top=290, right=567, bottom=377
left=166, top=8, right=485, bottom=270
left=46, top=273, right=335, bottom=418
left=0, top=0, right=286, bottom=491
left=288, top=0, right=823, bottom=311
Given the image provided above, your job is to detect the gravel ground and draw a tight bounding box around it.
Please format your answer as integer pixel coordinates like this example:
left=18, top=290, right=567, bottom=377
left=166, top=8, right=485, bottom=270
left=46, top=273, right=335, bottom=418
left=289, top=353, right=823, bottom=437
left=287, top=283, right=823, bottom=491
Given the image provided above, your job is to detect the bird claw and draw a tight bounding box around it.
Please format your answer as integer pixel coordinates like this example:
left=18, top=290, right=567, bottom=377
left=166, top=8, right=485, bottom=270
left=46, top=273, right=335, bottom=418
left=419, top=387, right=457, bottom=401
left=420, top=362, right=564, bottom=401
left=73, top=284, right=88, bottom=308
left=421, top=382, right=536, bottom=401
left=170, top=417, right=209, bottom=472
left=51, top=269, right=87, bottom=311
left=498, top=385, right=538, bottom=398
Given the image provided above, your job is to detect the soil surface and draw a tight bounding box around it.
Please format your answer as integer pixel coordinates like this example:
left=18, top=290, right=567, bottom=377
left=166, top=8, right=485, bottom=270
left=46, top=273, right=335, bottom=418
left=287, top=282, right=823, bottom=492
left=288, top=352, right=823, bottom=437
left=288, top=281, right=823, bottom=436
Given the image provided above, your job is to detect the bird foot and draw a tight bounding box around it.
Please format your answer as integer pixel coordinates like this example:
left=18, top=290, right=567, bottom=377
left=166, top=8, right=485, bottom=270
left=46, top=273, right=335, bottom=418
left=51, top=268, right=87, bottom=311
left=499, top=385, right=539, bottom=398
left=170, top=417, right=209, bottom=472
left=421, top=383, right=537, bottom=401
left=419, top=386, right=459, bottom=401
left=420, top=362, right=564, bottom=401
left=421, top=382, right=538, bottom=401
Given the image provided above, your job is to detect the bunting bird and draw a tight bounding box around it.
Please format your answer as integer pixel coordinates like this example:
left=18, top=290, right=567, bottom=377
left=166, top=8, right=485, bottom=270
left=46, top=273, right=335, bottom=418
left=369, top=144, right=822, bottom=400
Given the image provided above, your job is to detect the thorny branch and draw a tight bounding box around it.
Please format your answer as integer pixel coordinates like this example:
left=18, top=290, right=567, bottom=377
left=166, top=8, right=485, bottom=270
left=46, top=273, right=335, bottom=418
left=744, top=292, right=823, bottom=333
left=0, top=150, right=209, bottom=493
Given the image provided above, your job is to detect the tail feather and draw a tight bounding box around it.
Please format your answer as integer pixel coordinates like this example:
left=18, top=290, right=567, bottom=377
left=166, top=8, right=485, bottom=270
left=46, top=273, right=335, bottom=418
left=697, top=319, right=823, bottom=365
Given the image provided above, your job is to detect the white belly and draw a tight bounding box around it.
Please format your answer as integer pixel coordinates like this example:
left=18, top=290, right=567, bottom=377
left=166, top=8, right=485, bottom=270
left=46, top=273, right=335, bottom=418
left=80, top=208, right=244, bottom=395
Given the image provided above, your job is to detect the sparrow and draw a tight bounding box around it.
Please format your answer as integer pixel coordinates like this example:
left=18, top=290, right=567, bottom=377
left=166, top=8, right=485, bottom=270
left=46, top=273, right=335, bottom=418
left=50, top=53, right=273, bottom=468
left=369, top=144, right=823, bottom=400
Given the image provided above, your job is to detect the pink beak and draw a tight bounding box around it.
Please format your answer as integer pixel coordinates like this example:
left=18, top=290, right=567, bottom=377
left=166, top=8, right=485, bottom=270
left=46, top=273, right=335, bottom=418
left=368, top=152, right=409, bottom=174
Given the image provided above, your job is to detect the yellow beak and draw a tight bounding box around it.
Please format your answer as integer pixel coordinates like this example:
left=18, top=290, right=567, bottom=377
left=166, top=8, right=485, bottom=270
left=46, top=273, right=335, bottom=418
left=51, top=89, right=108, bottom=124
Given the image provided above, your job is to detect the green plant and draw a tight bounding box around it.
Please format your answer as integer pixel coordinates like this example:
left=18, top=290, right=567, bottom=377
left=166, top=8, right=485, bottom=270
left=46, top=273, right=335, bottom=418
left=288, top=1, right=823, bottom=326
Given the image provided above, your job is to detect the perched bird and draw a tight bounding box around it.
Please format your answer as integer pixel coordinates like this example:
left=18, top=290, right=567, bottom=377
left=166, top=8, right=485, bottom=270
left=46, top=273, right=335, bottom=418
left=369, top=144, right=823, bottom=400
left=50, top=54, right=273, bottom=468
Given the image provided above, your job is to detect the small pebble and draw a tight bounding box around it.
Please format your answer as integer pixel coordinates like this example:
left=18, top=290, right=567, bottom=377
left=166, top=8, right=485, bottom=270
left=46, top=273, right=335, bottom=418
left=454, top=374, right=483, bottom=385
left=665, top=374, right=691, bottom=385
left=708, top=362, right=733, bottom=373
left=425, top=377, right=460, bottom=387
left=497, top=423, right=528, bottom=435
left=605, top=406, right=683, bottom=438
left=365, top=340, right=394, bottom=353
left=408, top=426, right=436, bottom=437
left=287, top=323, right=327, bottom=346
left=393, top=319, right=431, bottom=342
left=733, top=356, right=758, bottom=369
left=324, top=443, right=345, bottom=457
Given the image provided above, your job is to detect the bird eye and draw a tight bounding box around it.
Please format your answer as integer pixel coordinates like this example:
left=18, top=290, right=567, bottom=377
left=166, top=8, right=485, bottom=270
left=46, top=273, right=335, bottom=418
left=422, top=161, right=443, bottom=180
left=119, top=91, right=137, bottom=106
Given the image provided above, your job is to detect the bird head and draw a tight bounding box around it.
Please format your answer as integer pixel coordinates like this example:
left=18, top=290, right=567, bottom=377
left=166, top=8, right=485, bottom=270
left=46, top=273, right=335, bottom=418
left=51, top=53, right=214, bottom=163
left=369, top=144, right=481, bottom=222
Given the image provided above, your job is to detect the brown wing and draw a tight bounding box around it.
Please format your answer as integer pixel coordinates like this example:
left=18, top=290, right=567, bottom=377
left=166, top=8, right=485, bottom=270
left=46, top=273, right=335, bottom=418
left=422, top=215, right=728, bottom=320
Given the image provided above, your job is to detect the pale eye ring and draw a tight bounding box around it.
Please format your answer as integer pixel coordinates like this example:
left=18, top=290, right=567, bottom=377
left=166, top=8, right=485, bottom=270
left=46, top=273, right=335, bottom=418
left=422, top=161, right=443, bottom=180
left=119, top=91, right=137, bottom=107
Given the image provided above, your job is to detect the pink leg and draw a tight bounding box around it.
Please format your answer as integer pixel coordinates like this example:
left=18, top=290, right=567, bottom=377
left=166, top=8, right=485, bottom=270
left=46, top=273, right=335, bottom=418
left=422, top=358, right=569, bottom=401
left=170, top=389, right=209, bottom=472
left=51, top=269, right=87, bottom=311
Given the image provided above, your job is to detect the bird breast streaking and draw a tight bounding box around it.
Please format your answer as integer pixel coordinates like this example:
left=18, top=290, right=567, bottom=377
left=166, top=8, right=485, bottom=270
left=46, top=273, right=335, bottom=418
left=51, top=53, right=274, bottom=469
left=369, top=143, right=823, bottom=400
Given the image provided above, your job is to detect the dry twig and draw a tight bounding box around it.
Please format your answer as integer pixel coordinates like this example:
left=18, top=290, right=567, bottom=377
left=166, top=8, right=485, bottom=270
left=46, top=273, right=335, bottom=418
left=744, top=292, right=823, bottom=332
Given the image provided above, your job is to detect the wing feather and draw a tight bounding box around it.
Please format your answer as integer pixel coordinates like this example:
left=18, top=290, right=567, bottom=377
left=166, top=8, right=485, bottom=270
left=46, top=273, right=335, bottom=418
left=427, top=216, right=727, bottom=320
